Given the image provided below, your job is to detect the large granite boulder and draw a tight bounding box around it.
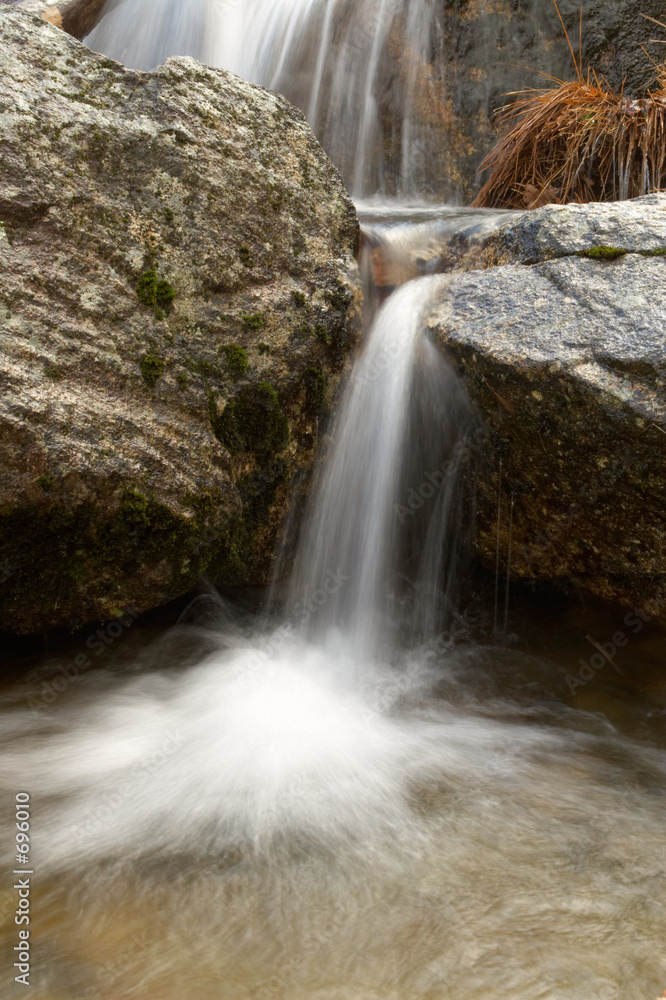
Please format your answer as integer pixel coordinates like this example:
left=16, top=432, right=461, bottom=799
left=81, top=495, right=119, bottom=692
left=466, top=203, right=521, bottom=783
left=427, top=195, right=666, bottom=621
left=0, top=11, right=361, bottom=634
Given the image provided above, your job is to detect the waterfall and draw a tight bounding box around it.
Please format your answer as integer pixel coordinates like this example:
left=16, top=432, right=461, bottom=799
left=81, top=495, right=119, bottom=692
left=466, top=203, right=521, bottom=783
left=84, top=0, right=443, bottom=198
left=287, top=275, right=474, bottom=660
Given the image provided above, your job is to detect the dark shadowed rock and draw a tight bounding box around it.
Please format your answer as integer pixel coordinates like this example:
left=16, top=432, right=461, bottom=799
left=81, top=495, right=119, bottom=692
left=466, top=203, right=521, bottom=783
left=427, top=195, right=666, bottom=620
left=0, top=11, right=361, bottom=634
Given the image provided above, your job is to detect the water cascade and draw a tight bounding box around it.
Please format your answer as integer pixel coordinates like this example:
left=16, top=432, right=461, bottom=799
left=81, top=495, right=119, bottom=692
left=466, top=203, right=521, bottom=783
left=287, top=275, right=474, bottom=661
left=85, top=0, right=444, bottom=197
left=0, top=250, right=664, bottom=997
left=0, top=5, right=664, bottom=998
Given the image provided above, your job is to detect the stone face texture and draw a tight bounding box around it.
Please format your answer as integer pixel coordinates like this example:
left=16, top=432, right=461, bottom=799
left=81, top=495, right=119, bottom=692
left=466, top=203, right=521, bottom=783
left=0, top=11, right=361, bottom=633
left=427, top=196, right=666, bottom=619
left=482, top=194, right=666, bottom=265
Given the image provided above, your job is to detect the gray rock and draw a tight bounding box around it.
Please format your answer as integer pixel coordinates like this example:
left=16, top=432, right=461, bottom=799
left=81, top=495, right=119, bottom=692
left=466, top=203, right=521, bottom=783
left=483, top=193, right=666, bottom=265
left=0, top=11, right=361, bottom=634
left=427, top=196, right=666, bottom=620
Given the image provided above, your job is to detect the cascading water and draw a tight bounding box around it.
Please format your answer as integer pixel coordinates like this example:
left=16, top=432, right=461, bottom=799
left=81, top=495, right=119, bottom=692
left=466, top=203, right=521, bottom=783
left=1, top=260, right=665, bottom=998
left=2, top=6, right=665, bottom=999
left=84, top=0, right=443, bottom=197
left=287, top=275, right=474, bottom=660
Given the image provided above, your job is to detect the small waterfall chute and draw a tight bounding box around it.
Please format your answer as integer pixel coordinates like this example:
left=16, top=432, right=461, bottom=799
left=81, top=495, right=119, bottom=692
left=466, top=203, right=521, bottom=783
left=287, top=274, right=475, bottom=660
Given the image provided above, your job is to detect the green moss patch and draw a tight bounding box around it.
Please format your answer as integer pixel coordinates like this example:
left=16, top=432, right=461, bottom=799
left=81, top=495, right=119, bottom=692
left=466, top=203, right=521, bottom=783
left=215, top=381, right=289, bottom=457
left=214, top=459, right=288, bottom=583
left=136, top=271, right=176, bottom=315
left=221, top=343, right=249, bottom=378
left=329, top=282, right=354, bottom=310
left=314, top=323, right=331, bottom=346
left=0, top=487, right=218, bottom=631
left=242, top=312, right=266, bottom=331
left=239, top=245, right=254, bottom=267
left=304, top=367, right=327, bottom=416
left=639, top=248, right=666, bottom=257
left=36, top=473, right=56, bottom=492
left=140, top=354, right=165, bottom=386
left=578, top=246, right=627, bottom=261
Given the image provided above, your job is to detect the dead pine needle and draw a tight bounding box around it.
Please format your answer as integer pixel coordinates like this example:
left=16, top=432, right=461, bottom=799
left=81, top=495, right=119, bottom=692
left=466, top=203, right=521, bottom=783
left=472, top=1, right=666, bottom=210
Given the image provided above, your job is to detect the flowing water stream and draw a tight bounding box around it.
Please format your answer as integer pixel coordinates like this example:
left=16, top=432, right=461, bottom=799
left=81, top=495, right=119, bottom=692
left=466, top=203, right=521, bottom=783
left=1, top=205, right=665, bottom=1000
left=1, top=6, right=665, bottom=1000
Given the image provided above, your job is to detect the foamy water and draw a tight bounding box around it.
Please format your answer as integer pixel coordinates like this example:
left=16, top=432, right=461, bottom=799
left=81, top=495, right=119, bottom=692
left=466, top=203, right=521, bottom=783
left=1, top=613, right=665, bottom=999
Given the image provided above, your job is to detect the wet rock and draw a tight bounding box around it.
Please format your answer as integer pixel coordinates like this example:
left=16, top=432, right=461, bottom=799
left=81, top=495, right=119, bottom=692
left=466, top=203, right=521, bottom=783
left=0, top=11, right=361, bottom=634
left=427, top=195, right=666, bottom=621
left=481, top=194, right=666, bottom=265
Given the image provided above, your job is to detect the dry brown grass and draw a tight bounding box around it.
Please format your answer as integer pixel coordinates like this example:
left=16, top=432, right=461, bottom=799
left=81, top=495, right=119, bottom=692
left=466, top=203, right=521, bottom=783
left=472, top=5, right=666, bottom=209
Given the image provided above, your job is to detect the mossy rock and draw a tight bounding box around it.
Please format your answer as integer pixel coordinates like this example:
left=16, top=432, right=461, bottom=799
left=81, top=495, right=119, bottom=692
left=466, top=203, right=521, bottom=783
left=136, top=270, right=176, bottom=313
left=304, top=367, right=327, bottom=416
left=140, top=354, right=165, bottom=386
left=0, top=12, right=361, bottom=633
left=221, top=343, right=249, bottom=378
left=577, top=246, right=627, bottom=261
left=0, top=488, right=221, bottom=632
left=242, top=312, right=266, bottom=331
left=216, top=381, right=289, bottom=457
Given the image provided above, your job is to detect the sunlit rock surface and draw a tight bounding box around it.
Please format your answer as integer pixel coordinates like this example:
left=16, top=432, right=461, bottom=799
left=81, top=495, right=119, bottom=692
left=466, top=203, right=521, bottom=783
left=428, top=195, right=666, bottom=620
left=0, top=11, right=361, bottom=634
